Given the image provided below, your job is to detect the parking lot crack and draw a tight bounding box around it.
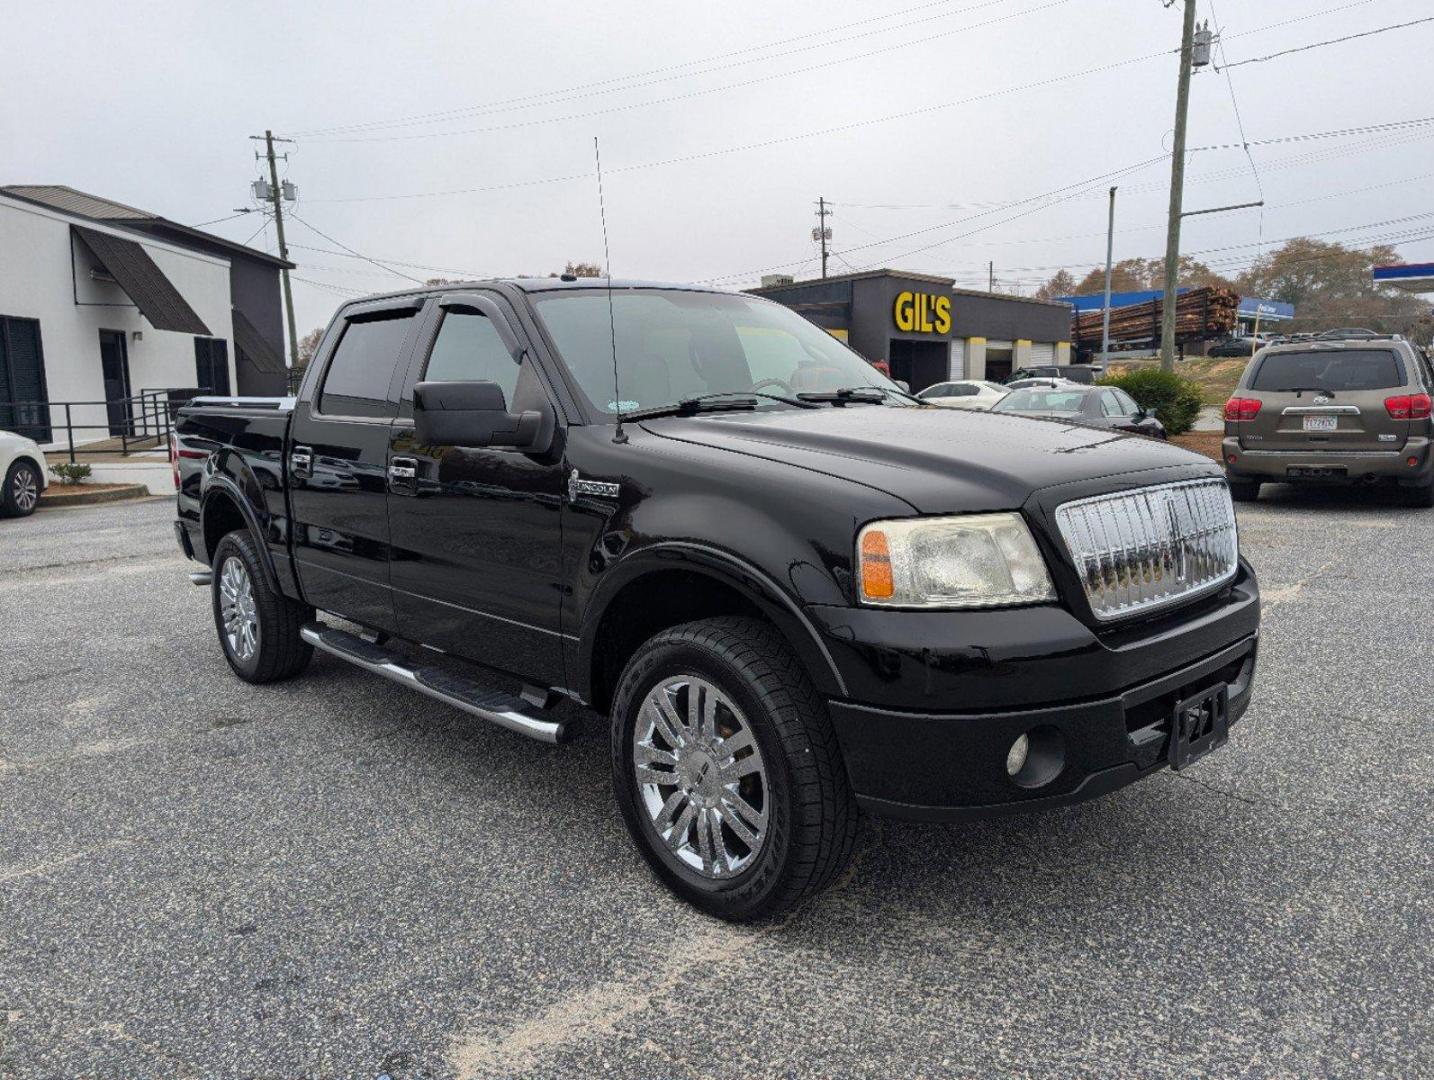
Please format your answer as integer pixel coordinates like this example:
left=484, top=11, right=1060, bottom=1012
left=448, top=921, right=764, bottom=1078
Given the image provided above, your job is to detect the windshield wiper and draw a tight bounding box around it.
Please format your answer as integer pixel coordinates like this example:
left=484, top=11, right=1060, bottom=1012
left=624, top=390, right=821, bottom=421
left=796, top=386, right=889, bottom=405
left=1276, top=385, right=1337, bottom=397
left=623, top=393, right=759, bottom=421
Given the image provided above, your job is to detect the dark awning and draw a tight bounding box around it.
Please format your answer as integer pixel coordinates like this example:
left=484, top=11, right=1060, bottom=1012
left=72, top=225, right=211, bottom=334
left=232, top=308, right=287, bottom=375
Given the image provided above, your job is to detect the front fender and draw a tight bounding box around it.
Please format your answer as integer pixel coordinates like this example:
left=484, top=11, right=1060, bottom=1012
left=576, top=541, right=849, bottom=700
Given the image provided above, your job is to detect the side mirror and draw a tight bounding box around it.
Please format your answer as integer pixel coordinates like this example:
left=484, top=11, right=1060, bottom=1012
left=895, top=379, right=911, bottom=393
left=413, top=381, right=543, bottom=449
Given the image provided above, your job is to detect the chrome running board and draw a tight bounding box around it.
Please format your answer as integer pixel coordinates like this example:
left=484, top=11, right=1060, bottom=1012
left=189, top=570, right=213, bottom=586
left=299, top=623, right=569, bottom=744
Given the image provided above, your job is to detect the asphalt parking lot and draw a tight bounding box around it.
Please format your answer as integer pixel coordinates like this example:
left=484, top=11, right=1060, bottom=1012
left=2, top=492, right=1430, bottom=1079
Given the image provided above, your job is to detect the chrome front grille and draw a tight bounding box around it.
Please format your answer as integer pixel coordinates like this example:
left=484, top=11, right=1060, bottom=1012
left=1054, top=478, right=1239, bottom=622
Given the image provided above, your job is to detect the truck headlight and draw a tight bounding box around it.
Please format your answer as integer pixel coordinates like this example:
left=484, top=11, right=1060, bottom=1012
left=857, top=513, right=1056, bottom=609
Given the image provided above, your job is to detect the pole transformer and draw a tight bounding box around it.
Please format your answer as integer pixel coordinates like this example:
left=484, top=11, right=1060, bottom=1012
left=252, top=130, right=300, bottom=370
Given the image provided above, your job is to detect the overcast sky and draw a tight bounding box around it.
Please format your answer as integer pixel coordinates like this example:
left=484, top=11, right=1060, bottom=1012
left=5, top=0, right=1431, bottom=333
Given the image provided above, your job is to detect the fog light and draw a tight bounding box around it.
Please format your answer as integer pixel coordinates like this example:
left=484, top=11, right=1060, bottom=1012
left=1005, top=733, right=1030, bottom=777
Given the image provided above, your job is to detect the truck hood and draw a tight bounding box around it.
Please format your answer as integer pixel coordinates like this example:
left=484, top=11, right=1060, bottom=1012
left=639, top=406, right=1217, bottom=513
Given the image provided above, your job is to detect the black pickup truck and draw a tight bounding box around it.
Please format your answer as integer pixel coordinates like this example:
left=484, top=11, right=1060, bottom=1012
left=174, top=278, right=1260, bottom=920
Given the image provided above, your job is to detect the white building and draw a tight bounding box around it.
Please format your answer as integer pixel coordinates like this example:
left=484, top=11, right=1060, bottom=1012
left=0, top=186, right=290, bottom=450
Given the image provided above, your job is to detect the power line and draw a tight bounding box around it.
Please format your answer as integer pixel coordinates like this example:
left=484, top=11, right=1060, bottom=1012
left=1218, top=15, right=1434, bottom=70
left=292, top=276, right=369, bottom=297
left=239, top=217, right=270, bottom=246
left=286, top=242, right=492, bottom=279
left=305, top=46, right=1174, bottom=205
left=1205, top=0, right=1262, bottom=201
left=1188, top=114, right=1434, bottom=153
left=300, top=0, right=1074, bottom=144
left=699, top=153, right=1170, bottom=284
left=287, top=0, right=1380, bottom=140
left=190, top=209, right=258, bottom=229
left=298, top=0, right=1403, bottom=206
left=286, top=214, right=427, bottom=284
left=286, top=0, right=1002, bottom=137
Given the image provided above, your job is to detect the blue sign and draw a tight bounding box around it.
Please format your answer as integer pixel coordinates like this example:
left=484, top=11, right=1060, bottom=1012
left=1056, top=289, right=1293, bottom=320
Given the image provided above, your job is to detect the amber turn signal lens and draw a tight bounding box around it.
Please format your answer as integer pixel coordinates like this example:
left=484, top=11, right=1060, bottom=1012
left=860, top=529, right=894, bottom=599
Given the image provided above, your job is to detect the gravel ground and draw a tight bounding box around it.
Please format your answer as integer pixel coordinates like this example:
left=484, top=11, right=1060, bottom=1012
left=1, top=493, right=1430, bottom=1079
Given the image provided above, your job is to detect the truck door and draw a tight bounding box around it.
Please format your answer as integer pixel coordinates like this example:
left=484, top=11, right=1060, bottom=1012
left=387, top=291, right=567, bottom=688
left=288, top=299, right=423, bottom=633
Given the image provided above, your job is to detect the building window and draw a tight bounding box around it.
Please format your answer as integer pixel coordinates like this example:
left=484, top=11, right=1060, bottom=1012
left=194, top=337, right=231, bottom=396
left=0, top=316, right=50, bottom=442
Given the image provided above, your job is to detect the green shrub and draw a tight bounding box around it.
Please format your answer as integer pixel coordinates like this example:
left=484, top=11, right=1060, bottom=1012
left=49, top=462, right=92, bottom=486
left=1099, top=368, right=1204, bottom=435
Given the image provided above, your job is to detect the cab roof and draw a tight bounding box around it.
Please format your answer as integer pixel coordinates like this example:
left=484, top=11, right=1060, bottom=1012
left=347, top=278, right=733, bottom=306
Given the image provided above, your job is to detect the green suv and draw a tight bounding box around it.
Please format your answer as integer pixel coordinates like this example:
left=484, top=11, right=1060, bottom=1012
left=1222, top=336, right=1434, bottom=506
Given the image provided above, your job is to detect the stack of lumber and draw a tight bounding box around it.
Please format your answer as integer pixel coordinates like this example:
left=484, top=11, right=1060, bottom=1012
left=1071, top=286, right=1239, bottom=348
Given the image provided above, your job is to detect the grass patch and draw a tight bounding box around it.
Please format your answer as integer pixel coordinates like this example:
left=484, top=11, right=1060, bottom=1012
left=1108, top=357, right=1248, bottom=406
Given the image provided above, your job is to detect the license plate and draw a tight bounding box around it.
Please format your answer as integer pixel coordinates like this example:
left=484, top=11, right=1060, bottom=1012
left=1303, top=415, right=1338, bottom=432
left=1287, top=465, right=1346, bottom=479
left=1168, top=683, right=1229, bottom=771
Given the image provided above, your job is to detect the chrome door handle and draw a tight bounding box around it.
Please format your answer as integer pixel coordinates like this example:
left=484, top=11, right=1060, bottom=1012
left=388, top=456, right=419, bottom=493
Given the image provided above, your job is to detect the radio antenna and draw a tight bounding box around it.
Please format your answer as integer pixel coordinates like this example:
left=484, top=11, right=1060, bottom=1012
left=594, top=136, right=626, bottom=445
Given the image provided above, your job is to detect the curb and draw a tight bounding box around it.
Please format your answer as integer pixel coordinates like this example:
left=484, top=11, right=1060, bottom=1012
left=39, top=483, right=151, bottom=508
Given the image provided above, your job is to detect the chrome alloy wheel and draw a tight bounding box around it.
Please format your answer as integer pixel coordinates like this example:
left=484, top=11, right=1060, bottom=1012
left=11, top=465, right=38, bottom=513
left=632, top=676, right=769, bottom=879
left=218, top=556, right=259, bottom=662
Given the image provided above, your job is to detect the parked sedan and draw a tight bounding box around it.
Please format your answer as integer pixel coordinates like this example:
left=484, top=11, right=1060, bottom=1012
left=1208, top=336, right=1273, bottom=358
left=916, top=379, right=1009, bottom=410
left=1, top=429, right=47, bottom=517
left=991, top=385, right=1166, bottom=438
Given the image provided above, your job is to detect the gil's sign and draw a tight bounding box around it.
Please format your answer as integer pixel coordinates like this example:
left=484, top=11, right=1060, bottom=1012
left=893, top=291, right=951, bottom=335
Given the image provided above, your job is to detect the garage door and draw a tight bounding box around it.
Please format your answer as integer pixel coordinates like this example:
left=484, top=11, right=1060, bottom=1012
left=1029, top=341, right=1056, bottom=365
left=949, top=339, right=966, bottom=380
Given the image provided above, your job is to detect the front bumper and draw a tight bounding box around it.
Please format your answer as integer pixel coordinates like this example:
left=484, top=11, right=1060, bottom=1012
left=810, top=560, right=1260, bottom=820
left=831, top=633, right=1255, bottom=821
left=1224, top=435, right=1432, bottom=484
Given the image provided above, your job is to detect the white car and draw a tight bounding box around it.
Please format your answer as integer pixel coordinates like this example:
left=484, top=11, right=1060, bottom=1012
left=916, top=380, right=1010, bottom=410
left=1, top=429, right=47, bottom=517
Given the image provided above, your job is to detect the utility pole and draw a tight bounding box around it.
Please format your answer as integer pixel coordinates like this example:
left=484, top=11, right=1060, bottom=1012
left=1101, top=186, right=1117, bottom=363
left=813, top=197, right=833, bottom=278
left=988, top=261, right=995, bottom=292
left=1158, top=1, right=1200, bottom=372
left=251, top=130, right=300, bottom=370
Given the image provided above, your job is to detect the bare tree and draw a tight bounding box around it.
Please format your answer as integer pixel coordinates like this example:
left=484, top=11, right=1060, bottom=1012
left=296, top=326, right=324, bottom=369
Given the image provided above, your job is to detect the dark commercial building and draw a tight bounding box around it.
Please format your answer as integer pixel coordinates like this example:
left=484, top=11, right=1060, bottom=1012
left=748, top=269, right=1074, bottom=391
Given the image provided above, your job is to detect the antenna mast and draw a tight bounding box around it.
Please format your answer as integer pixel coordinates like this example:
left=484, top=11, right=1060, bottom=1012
left=594, top=137, right=626, bottom=445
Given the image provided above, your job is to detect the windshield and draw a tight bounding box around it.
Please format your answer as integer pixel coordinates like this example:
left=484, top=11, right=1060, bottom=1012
left=993, top=388, right=1088, bottom=414
left=530, top=289, right=904, bottom=415
left=1250, top=349, right=1405, bottom=392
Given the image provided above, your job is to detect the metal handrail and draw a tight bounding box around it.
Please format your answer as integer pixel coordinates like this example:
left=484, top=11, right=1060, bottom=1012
left=0, top=386, right=209, bottom=463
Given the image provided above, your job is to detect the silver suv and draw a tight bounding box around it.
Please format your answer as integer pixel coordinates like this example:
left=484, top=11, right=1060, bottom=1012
left=1222, top=336, right=1434, bottom=506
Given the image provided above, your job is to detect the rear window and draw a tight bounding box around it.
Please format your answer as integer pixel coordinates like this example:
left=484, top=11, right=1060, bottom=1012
left=319, top=312, right=416, bottom=418
left=1249, top=349, right=1405, bottom=393
left=995, top=388, right=1087, bottom=413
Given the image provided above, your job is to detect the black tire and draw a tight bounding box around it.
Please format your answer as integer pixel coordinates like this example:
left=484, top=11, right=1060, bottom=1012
left=611, top=616, right=859, bottom=921
left=1400, top=480, right=1434, bottom=508
left=1227, top=478, right=1260, bottom=503
left=210, top=530, right=314, bottom=683
left=1, top=459, right=41, bottom=518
